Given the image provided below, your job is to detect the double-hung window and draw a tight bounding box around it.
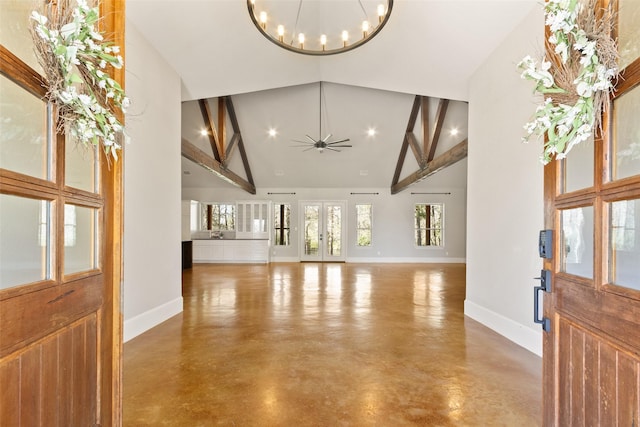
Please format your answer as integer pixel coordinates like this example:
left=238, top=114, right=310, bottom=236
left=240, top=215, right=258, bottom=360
left=414, top=203, right=443, bottom=247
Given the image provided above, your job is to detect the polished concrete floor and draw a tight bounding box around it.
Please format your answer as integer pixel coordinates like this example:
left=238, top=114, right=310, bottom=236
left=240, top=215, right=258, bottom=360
left=123, top=263, right=541, bottom=426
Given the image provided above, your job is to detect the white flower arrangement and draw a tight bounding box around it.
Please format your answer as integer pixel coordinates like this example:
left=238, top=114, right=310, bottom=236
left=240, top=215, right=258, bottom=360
left=30, top=0, right=129, bottom=161
left=518, top=0, right=617, bottom=164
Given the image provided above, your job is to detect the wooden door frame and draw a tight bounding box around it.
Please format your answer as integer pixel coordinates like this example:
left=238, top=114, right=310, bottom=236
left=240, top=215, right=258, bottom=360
left=98, top=0, right=125, bottom=424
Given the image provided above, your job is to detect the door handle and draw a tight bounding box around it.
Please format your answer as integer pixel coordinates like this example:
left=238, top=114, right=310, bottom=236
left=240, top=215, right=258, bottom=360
left=534, top=269, right=551, bottom=332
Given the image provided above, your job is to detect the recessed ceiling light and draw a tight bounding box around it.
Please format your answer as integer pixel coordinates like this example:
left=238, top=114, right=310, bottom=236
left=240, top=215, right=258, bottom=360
left=367, top=128, right=376, bottom=137
left=450, top=128, right=459, bottom=136
left=268, top=128, right=277, bottom=137
left=200, top=129, right=208, bottom=136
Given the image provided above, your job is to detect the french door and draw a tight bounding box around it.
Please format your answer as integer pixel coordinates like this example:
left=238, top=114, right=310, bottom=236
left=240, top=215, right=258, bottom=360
left=543, top=0, right=640, bottom=423
left=0, top=1, right=123, bottom=425
left=300, top=201, right=346, bottom=262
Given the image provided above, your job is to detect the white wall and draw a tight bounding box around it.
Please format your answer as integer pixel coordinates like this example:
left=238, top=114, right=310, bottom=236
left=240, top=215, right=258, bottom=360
left=123, top=22, right=183, bottom=342
left=182, top=181, right=467, bottom=263
left=465, top=6, right=544, bottom=356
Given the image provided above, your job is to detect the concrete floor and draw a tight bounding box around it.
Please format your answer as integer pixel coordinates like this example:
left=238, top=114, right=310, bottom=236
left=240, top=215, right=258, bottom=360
left=123, top=263, right=541, bottom=426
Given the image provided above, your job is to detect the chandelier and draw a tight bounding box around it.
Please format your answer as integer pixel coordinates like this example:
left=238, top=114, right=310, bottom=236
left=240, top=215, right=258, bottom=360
left=247, top=0, right=394, bottom=56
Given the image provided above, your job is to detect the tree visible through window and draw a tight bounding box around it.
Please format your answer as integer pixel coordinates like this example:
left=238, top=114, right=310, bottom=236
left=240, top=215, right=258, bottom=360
left=415, top=203, right=443, bottom=246
left=274, top=203, right=290, bottom=245
left=201, top=203, right=235, bottom=231
left=356, top=204, right=372, bottom=246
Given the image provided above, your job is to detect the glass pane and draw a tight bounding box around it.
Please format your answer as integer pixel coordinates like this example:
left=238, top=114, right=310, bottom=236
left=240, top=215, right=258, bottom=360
left=304, top=205, right=319, bottom=256
left=0, top=74, right=50, bottom=179
left=618, top=0, right=640, bottom=70
left=612, top=85, right=640, bottom=180
left=64, top=204, right=97, bottom=275
left=609, top=199, right=640, bottom=289
left=274, top=204, right=290, bottom=246
left=325, top=205, right=342, bottom=256
left=0, top=194, right=50, bottom=289
left=0, top=0, right=42, bottom=72
left=65, top=135, right=98, bottom=192
left=562, top=135, right=594, bottom=193
left=560, top=206, right=594, bottom=279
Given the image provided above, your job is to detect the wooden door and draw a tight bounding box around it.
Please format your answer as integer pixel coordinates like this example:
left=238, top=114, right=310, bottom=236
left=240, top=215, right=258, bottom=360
left=300, top=201, right=347, bottom=262
left=543, top=0, right=640, bottom=424
left=0, top=1, right=123, bottom=425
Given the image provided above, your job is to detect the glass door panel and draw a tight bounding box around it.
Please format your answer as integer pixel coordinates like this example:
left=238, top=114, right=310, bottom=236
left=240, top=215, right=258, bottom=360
left=325, top=204, right=342, bottom=258
left=611, top=84, right=640, bottom=180
left=609, top=198, right=640, bottom=289
left=0, top=74, right=51, bottom=180
left=65, top=137, right=98, bottom=193
left=64, top=204, right=98, bottom=275
left=561, top=135, right=594, bottom=193
left=560, top=206, right=594, bottom=279
left=0, top=0, right=42, bottom=72
left=303, top=205, right=320, bottom=257
left=0, top=194, right=51, bottom=289
left=618, top=0, right=640, bottom=70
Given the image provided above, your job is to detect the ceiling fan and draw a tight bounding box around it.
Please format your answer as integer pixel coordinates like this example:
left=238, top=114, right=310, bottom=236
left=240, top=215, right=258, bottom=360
left=293, top=81, right=352, bottom=153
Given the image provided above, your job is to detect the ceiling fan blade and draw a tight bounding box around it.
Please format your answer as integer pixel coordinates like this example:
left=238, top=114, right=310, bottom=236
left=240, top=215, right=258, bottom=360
left=326, top=139, right=350, bottom=145
left=305, top=135, right=317, bottom=143
left=329, top=145, right=352, bottom=148
left=292, top=139, right=315, bottom=145
left=325, top=147, right=341, bottom=152
left=322, top=133, right=332, bottom=142
left=303, top=146, right=316, bottom=152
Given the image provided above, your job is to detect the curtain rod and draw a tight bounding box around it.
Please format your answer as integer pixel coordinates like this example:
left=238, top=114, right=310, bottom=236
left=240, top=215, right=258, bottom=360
left=350, top=192, right=379, bottom=195
left=267, top=192, right=296, bottom=195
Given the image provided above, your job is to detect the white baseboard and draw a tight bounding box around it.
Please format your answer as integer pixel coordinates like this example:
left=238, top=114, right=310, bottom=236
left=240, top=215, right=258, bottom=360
left=464, top=299, right=542, bottom=357
left=269, top=257, right=466, bottom=263
left=270, top=256, right=301, bottom=263
left=124, top=297, right=183, bottom=343
left=346, top=257, right=466, bottom=263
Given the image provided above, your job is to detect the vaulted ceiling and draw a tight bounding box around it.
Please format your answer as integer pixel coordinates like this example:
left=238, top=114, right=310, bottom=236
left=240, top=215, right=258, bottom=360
left=126, top=0, right=538, bottom=191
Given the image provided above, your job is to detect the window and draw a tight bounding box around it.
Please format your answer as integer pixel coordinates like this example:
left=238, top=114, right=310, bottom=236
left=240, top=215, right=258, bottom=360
left=201, top=203, right=235, bottom=231
left=356, top=204, right=372, bottom=246
left=415, top=203, right=443, bottom=247
left=274, top=203, right=291, bottom=245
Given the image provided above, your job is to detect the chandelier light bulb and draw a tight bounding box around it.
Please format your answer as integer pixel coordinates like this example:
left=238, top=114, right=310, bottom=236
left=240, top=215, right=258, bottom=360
left=362, top=21, right=369, bottom=37
left=259, top=11, right=267, bottom=29
left=378, top=4, right=385, bottom=22
left=277, top=24, right=284, bottom=42
left=342, top=30, right=349, bottom=47
left=320, top=34, right=327, bottom=50
left=298, top=33, right=305, bottom=49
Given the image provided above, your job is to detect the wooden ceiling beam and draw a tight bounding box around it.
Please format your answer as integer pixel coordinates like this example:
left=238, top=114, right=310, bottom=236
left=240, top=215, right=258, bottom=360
left=217, top=97, right=227, bottom=161
left=181, top=138, right=256, bottom=194
left=427, top=99, right=449, bottom=162
left=198, top=99, right=222, bottom=162
left=392, top=133, right=411, bottom=187
left=421, top=96, right=429, bottom=161
left=406, top=95, right=422, bottom=132
left=406, top=132, right=424, bottom=167
left=391, top=139, right=468, bottom=195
